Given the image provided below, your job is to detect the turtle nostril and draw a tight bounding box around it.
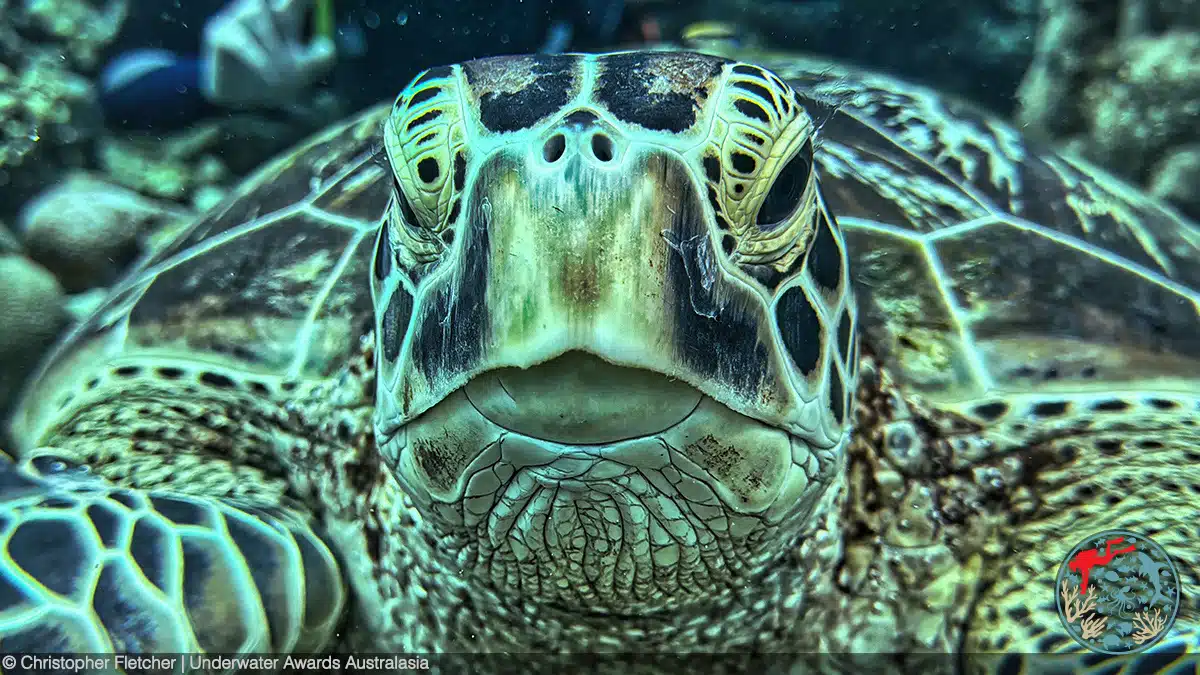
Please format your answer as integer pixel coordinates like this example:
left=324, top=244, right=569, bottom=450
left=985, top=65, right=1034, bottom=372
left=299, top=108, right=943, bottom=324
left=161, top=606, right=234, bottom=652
left=543, top=134, right=566, bottom=163
left=591, top=133, right=614, bottom=162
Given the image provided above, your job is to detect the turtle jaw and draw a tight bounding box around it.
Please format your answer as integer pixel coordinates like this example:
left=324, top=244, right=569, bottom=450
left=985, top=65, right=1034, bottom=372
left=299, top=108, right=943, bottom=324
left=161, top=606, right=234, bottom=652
left=376, top=352, right=842, bottom=616
left=462, top=351, right=703, bottom=444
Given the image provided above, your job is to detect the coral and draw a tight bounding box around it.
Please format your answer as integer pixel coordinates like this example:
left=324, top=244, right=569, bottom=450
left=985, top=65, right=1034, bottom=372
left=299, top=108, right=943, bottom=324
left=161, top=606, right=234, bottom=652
left=1016, top=0, right=1200, bottom=219
left=1060, top=578, right=1099, bottom=624
left=1131, top=607, right=1167, bottom=644
left=18, top=0, right=129, bottom=69
left=97, top=124, right=227, bottom=200
left=0, top=51, right=97, bottom=173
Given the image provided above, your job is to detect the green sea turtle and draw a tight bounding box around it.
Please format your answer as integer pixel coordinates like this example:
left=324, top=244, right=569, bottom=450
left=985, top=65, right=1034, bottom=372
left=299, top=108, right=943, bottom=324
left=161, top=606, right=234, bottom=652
left=4, top=49, right=1199, bottom=672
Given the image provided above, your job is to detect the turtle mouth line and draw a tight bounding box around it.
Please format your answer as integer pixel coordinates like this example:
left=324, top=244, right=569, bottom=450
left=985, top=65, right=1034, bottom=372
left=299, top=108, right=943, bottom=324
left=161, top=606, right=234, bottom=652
left=462, top=351, right=706, bottom=445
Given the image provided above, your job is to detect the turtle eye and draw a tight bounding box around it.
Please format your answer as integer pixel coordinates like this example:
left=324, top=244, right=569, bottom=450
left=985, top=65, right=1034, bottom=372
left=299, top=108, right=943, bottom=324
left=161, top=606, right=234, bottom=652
left=392, top=175, right=422, bottom=230
left=756, top=139, right=812, bottom=227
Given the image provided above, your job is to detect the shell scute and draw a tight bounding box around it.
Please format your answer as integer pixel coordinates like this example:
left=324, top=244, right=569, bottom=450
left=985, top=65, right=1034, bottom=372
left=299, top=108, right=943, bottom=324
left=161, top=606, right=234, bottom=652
left=755, top=55, right=1200, bottom=397
left=13, top=108, right=392, bottom=445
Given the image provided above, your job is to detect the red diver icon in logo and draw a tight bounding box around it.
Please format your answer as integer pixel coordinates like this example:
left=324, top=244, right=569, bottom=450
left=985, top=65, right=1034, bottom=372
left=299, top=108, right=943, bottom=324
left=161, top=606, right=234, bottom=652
left=1068, top=536, right=1137, bottom=594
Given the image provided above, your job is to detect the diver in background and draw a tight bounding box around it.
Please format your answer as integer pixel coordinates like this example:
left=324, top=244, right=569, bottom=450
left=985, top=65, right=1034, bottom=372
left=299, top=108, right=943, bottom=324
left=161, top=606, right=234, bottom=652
left=98, top=0, right=631, bottom=131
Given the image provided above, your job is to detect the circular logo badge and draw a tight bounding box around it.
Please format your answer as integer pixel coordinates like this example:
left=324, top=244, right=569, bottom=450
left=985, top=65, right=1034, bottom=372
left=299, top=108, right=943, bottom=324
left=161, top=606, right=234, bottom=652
left=1055, top=530, right=1181, bottom=654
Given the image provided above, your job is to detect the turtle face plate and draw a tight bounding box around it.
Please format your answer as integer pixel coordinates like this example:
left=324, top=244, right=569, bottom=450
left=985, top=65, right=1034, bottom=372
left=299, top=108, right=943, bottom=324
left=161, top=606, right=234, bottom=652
left=370, top=52, right=856, bottom=612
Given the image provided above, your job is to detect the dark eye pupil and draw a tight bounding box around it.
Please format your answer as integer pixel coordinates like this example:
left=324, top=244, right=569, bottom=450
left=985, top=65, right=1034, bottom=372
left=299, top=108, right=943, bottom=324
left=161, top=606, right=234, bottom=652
left=373, top=220, right=392, bottom=282
left=756, top=139, right=812, bottom=228
left=393, top=177, right=421, bottom=228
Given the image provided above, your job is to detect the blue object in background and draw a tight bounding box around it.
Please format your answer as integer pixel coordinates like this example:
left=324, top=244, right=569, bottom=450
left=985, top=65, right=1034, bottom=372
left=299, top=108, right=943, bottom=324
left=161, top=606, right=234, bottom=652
left=99, top=49, right=212, bottom=131
left=96, top=0, right=633, bottom=132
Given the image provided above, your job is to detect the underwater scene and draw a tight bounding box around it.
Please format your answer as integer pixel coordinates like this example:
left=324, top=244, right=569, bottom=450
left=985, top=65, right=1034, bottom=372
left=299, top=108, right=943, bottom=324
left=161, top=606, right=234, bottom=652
left=0, top=0, right=1198, bottom=672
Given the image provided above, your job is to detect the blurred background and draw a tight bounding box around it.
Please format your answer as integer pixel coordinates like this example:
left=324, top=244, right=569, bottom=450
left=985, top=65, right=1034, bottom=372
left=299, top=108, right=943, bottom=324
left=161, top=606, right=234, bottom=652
left=0, top=0, right=1198, bottom=419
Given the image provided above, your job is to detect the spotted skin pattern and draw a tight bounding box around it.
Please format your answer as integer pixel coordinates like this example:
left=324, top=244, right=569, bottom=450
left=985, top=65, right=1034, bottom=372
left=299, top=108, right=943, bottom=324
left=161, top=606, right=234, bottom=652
left=1, top=49, right=1197, bottom=675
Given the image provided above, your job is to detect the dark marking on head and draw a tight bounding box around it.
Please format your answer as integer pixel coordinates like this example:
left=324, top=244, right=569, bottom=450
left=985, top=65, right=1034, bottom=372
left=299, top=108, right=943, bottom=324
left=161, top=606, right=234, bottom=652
left=453, top=152, right=467, bottom=191
left=155, top=366, right=185, bottom=380
left=406, top=109, right=443, bottom=135
left=973, top=401, right=1008, bottom=421
left=734, top=99, right=770, bottom=124
left=381, top=287, right=415, bottom=363
left=744, top=133, right=766, bottom=147
left=7, top=518, right=90, bottom=596
left=417, top=131, right=437, bottom=146
left=114, top=366, right=141, bottom=377
left=409, top=87, right=439, bottom=107
left=413, top=65, right=452, bottom=88
left=417, top=157, right=439, bottom=184
left=595, top=52, right=723, bottom=132
left=1031, top=400, right=1070, bottom=418
left=775, top=286, right=823, bottom=377
left=806, top=213, right=843, bottom=293
left=837, top=311, right=852, bottom=365
left=447, top=199, right=462, bottom=225
left=732, top=80, right=774, bottom=103
left=740, top=264, right=790, bottom=292
left=659, top=156, right=771, bottom=400
left=395, top=189, right=420, bottom=231
left=730, top=152, right=756, bottom=175
left=731, top=65, right=761, bottom=77
left=829, top=367, right=845, bottom=424
left=464, top=54, right=579, bottom=133
left=721, top=234, right=736, bottom=256
left=199, top=372, right=236, bottom=389
left=703, top=155, right=721, bottom=184
left=129, top=517, right=170, bottom=593
left=410, top=179, right=493, bottom=387
left=1148, top=398, right=1179, bottom=410
left=563, top=110, right=601, bottom=127
left=706, top=185, right=723, bottom=219
left=373, top=221, right=393, bottom=282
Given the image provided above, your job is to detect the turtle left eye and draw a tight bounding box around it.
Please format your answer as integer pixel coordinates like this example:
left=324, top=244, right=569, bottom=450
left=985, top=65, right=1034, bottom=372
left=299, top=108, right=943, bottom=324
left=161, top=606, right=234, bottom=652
left=756, top=139, right=812, bottom=227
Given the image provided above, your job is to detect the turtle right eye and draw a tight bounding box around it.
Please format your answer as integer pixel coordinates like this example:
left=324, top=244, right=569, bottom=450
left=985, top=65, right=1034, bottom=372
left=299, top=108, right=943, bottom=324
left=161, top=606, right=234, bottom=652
left=756, top=139, right=812, bottom=227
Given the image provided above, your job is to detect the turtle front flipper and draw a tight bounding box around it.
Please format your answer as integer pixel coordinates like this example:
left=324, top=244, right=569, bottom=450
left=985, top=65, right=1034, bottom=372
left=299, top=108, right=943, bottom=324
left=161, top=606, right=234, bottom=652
left=0, top=450, right=345, bottom=654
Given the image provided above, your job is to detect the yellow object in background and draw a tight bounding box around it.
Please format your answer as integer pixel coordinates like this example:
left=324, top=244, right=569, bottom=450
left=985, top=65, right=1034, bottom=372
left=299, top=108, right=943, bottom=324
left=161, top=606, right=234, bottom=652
left=681, top=21, right=743, bottom=47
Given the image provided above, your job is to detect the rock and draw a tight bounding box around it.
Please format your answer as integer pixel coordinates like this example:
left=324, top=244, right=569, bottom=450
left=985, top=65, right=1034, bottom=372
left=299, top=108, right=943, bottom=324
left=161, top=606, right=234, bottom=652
left=18, top=172, right=193, bottom=292
left=0, top=253, right=65, bottom=415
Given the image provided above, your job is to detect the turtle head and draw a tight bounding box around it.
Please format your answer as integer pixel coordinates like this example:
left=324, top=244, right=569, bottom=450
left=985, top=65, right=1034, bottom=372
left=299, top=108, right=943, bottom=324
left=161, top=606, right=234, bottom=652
left=371, top=52, right=858, bottom=615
